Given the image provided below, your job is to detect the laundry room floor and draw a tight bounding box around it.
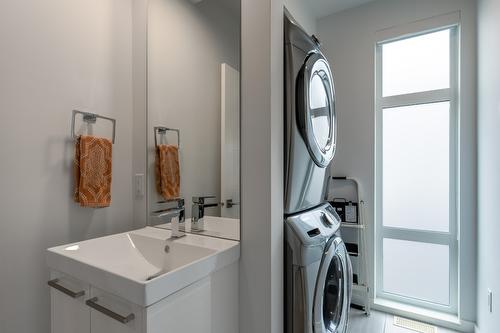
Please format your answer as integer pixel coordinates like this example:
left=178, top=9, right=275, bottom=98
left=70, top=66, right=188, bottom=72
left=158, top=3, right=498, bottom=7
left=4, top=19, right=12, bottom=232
left=348, top=309, right=460, bottom=333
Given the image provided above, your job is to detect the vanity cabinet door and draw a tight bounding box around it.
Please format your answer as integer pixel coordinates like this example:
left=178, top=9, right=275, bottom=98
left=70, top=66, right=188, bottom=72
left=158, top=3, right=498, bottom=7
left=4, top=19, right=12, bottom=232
left=89, top=287, right=144, bottom=333
left=49, top=272, right=90, bottom=333
left=146, top=277, right=212, bottom=333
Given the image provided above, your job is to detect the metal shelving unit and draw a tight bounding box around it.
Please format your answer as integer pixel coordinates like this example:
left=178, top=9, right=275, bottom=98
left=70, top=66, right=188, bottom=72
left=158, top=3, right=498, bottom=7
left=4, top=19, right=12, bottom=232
left=328, top=176, right=371, bottom=315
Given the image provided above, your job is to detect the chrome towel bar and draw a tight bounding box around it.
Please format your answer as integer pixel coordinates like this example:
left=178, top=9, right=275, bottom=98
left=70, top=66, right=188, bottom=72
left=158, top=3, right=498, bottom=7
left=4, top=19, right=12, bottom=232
left=154, top=126, right=180, bottom=149
left=71, top=109, right=116, bottom=144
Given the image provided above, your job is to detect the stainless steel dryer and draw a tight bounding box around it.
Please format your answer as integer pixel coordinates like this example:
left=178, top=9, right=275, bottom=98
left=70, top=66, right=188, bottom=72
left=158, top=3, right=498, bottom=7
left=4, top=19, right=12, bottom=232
left=285, top=203, right=352, bottom=333
left=284, top=11, right=337, bottom=215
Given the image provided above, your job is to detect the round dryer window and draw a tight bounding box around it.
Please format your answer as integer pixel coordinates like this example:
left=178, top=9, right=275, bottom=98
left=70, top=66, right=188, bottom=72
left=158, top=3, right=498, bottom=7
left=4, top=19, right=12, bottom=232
left=297, top=52, right=337, bottom=167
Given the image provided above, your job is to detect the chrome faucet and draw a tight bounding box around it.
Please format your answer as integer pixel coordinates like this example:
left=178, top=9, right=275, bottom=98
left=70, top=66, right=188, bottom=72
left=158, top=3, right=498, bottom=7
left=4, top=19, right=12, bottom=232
left=191, top=196, right=220, bottom=231
left=151, top=198, right=186, bottom=238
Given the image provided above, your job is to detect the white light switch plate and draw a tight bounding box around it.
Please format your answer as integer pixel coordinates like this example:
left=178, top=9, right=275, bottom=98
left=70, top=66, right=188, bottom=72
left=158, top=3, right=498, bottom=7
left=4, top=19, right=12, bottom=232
left=135, top=174, right=145, bottom=197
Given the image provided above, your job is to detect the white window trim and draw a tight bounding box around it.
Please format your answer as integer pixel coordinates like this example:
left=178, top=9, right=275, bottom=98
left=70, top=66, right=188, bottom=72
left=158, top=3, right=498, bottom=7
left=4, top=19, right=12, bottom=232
left=374, top=16, right=460, bottom=315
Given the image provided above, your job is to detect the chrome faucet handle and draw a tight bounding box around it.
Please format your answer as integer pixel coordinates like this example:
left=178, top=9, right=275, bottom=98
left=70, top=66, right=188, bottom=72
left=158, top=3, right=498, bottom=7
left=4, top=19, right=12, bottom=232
left=151, top=208, right=186, bottom=238
left=157, top=197, right=185, bottom=209
left=151, top=206, right=185, bottom=225
left=154, top=207, right=183, bottom=219
left=192, top=196, right=217, bottom=204
left=172, top=197, right=185, bottom=208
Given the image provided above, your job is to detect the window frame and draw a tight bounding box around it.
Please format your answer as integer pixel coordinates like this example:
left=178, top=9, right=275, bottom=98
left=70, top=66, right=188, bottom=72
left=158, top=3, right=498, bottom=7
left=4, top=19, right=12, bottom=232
left=374, top=22, right=460, bottom=314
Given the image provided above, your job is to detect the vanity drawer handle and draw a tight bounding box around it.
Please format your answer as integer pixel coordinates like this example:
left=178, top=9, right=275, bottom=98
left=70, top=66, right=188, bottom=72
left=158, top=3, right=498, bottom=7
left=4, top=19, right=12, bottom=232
left=48, top=279, right=86, bottom=298
left=86, top=297, right=135, bottom=324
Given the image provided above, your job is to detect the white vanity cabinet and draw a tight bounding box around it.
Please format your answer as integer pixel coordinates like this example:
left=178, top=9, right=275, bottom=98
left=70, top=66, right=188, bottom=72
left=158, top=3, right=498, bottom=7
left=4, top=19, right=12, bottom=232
left=47, top=227, right=239, bottom=333
left=49, top=262, right=238, bottom=333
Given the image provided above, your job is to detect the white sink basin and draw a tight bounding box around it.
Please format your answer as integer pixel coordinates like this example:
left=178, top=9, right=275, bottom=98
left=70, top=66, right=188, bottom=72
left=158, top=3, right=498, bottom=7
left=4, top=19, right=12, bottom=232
left=46, top=227, right=239, bottom=307
left=130, top=233, right=218, bottom=280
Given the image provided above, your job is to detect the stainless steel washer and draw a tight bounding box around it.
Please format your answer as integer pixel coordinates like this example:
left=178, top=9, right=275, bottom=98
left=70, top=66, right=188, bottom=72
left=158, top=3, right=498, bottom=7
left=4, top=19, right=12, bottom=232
left=284, top=11, right=337, bottom=215
left=285, top=203, right=352, bottom=333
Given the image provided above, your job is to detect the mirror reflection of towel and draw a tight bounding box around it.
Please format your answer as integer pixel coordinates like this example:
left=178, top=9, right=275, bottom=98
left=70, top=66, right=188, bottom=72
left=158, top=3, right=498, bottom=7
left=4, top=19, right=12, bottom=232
left=155, top=144, right=180, bottom=200
left=73, top=135, right=112, bottom=207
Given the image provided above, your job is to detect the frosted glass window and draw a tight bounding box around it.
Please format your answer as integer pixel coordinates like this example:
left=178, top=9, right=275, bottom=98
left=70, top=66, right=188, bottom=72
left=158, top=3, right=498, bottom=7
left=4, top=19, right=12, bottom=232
left=382, top=102, right=450, bottom=232
left=383, top=239, right=450, bottom=305
left=376, top=23, right=458, bottom=312
left=383, top=29, right=450, bottom=97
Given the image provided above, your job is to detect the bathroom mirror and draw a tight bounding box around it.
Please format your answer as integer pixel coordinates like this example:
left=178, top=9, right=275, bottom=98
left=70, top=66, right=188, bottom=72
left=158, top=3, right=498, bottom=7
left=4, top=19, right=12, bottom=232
left=147, top=0, right=241, bottom=241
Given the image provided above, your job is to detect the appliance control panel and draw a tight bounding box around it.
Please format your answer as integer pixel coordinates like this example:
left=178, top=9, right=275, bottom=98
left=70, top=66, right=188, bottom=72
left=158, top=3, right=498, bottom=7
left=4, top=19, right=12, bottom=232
left=285, top=203, right=341, bottom=246
left=323, top=205, right=341, bottom=226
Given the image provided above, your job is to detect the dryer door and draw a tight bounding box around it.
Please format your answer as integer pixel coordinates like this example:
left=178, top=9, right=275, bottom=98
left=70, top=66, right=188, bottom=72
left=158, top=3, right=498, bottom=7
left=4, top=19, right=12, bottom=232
left=297, top=52, right=337, bottom=168
left=313, top=237, right=352, bottom=333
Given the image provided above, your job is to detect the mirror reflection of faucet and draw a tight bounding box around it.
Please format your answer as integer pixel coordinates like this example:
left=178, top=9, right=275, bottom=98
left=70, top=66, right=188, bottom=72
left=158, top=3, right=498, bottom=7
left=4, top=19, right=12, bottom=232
left=191, top=196, right=221, bottom=231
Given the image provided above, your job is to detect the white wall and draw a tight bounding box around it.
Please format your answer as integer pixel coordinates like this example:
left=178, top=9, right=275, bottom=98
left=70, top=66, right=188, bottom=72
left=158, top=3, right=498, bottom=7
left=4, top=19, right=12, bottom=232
left=283, top=0, right=317, bottom=34
left=148, top=0, right=240, bottom=218
left=240, top=0, right=284, bottom=332
left=318, top=0, right=477, bottom=325
left=476, top=0, right=500, bottom=331
left=0, top=0, right=136, bottom=332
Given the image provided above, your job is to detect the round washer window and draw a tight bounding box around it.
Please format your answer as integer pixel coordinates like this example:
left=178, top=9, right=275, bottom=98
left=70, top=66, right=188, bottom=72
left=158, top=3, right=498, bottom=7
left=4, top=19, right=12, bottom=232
left=323, top=255, right=344, bottom=332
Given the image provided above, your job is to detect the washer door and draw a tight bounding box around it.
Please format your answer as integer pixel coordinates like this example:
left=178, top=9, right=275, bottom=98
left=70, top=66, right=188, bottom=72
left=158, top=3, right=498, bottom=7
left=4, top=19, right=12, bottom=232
left=297, top=52, right=337, bottom=168
left=313, top=237, right=351, bottom=332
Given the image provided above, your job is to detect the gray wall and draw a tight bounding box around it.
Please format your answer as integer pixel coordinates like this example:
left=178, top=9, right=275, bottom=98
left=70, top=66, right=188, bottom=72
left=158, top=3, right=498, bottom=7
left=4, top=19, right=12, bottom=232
left=317, top=0, right=477, bottom=324
left=0, top=0, right=137, bottom=332
left=476, top=0, right=500, bottom=331
left=283, top=0, right=317, bottom=34
left=148, top=0, right=240, bottom=218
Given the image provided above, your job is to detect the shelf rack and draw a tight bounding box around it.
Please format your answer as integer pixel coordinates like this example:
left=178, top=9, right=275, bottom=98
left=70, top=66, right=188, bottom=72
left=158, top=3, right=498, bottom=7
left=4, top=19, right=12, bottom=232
left=329, top=176, right=371, bottom=315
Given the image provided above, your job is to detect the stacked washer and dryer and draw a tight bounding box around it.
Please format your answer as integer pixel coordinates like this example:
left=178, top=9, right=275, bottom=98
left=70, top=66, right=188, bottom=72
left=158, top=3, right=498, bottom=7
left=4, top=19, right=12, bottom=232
left=284, top=11, right=353, bottom=333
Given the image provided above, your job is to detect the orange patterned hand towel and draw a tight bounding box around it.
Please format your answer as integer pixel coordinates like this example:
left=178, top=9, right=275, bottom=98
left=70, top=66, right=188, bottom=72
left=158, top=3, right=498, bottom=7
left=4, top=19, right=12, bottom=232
left=73, top=135, right=112, bottom=207
left=155, top=144, right=180, bottom=200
